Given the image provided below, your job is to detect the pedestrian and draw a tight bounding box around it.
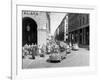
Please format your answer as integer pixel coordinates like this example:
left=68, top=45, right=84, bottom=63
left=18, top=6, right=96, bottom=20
left=32, top=46, right=35, bottom=59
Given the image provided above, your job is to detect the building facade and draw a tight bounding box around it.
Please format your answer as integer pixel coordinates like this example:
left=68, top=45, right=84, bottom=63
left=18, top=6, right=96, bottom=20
left=54, top=13, right=89, bottom=47
left=54, top=14, right=68, bottom=41
left=22, top=10, right=50, bottom=47
left=68, top=13, right=89, bottom=46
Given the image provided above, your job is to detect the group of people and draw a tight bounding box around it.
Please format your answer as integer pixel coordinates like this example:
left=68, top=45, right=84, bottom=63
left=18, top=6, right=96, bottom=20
left=22, top=43, right=47, bottom=58
left=22, top=40, right=75, bottom=59
left=22, top=43, right=37, bottom=58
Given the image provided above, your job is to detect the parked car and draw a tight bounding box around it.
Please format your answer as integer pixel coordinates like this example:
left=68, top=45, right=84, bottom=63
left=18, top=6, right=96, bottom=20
left=60, top=47, right=65, bottom=52
left=72, top=43, right=79, bottom=51
left=59, top=41, right=71, bottom=54
left=60, top=51, right=67, bottom=59
left=48, top=52, right=62, bottom=62
left=66, top=45, right=71, bottom=54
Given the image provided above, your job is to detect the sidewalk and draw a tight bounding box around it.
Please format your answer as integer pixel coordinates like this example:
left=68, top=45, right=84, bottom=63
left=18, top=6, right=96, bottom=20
left=79, top=45, right=89, bottom=50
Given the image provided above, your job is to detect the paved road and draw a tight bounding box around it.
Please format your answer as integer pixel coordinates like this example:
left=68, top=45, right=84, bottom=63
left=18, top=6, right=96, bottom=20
left=22, top=48, right=89, bottom=69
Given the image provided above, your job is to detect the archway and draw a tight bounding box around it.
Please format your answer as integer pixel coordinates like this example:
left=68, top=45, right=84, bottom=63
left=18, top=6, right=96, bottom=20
left=22, top=17, right=37, bottom=46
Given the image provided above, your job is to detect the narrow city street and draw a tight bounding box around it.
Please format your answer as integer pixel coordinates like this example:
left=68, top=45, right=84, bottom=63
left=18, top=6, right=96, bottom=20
left=22, top=48, right=89, bottom=69
left=22, top=11, right=90, bottom=69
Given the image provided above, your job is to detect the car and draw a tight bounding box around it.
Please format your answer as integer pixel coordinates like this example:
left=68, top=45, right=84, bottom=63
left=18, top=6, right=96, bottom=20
left=48, top=50, right=67, bottom=62
left=60, top=51, right=67, bottom=59
left=72, top=43, right=79, bottom=51
left=60, top=47, right=65, bottom=52
left=66, top=48, right=71, bottom=54
left=48, top=52, right=62, bottom=62
left=66, top=45, right=71, bottom=54
left=59, top=42, right=71, bottom=54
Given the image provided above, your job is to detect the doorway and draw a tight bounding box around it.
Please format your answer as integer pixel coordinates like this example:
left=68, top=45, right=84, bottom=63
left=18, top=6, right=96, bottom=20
left=22, top=17, right=37, bottom=46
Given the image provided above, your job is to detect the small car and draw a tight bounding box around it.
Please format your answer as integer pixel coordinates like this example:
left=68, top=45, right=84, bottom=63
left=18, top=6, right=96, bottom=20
left=72, top=43, right=79, bottom=51
left=66, top=45, right=71, bottom=54
left=60, top=47, right=65, bottom=52
left=48, top=52, right=62, bottom=62
left=60, top=51, right=67, bottom=59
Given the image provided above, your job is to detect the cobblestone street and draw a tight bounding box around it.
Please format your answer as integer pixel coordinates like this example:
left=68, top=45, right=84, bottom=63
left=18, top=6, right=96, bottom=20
left=22, top=48, right=89, bottom=69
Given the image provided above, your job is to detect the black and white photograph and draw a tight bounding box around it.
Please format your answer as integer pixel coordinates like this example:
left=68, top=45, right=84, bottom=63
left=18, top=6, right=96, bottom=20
left=22, top=10, right=90, bottom=69
left=10, top=1, right=97, bottom=79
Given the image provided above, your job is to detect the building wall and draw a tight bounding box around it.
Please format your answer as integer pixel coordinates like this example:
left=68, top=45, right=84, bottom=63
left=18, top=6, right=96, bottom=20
left=68, top=13, right=89, bottom=46
left=38, top=30, right=47, bottom=46
left=54, top=15, right=68, bottom=42
left=22, top=11, right=50, bottom=46
left=54, top=22, right=64, bottom=41
left=68, top=13, right=89, bottom=32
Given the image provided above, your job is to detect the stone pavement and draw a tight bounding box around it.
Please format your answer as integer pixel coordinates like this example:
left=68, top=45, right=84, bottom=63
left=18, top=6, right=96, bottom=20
left=22, top=48, right=89, bottom=69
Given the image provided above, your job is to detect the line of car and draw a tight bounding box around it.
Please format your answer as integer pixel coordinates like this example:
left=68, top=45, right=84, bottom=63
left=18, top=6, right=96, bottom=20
left=48, top=42, right=79, bottom=62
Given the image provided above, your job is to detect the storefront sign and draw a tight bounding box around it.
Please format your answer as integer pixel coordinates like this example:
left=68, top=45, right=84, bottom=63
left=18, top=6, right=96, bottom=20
left=22, top=10, right=38, bottom=16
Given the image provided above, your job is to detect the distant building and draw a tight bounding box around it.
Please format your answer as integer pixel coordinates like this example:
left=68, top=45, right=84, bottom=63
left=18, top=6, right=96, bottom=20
left=54, top=14, right=68, bottom=41
left=22, top=11, right=50, bottom=46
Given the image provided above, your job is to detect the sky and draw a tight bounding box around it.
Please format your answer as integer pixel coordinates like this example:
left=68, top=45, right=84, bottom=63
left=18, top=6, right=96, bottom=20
left=49, top=12, right=67, bottom=35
